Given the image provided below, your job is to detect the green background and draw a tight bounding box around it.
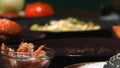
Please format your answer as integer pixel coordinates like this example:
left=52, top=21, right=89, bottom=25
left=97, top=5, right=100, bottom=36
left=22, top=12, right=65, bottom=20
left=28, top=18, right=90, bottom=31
left=25, top=0, right=109, bottom=11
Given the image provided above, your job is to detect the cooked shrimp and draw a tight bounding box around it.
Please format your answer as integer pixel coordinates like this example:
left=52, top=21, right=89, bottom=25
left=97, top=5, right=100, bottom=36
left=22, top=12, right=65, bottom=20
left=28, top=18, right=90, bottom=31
left=8, top=48, right=15, bottom=57
left=1, top=43, right=9, bottom=55
left=1, top=42, right=47, bottom=58
left=17, top=42, right=28, bottom=52
left=33, top=45, right=46, bottom=57
left=27, top=43, right=35, bottom=52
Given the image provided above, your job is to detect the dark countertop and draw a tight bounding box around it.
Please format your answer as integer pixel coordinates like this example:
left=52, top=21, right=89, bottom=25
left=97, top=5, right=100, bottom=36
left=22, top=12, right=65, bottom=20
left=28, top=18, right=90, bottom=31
left=1, top=37, right=120, bottom=68
left=0, top=55, right=109, bottom=68
left=0, top=10, right=118, bottom=68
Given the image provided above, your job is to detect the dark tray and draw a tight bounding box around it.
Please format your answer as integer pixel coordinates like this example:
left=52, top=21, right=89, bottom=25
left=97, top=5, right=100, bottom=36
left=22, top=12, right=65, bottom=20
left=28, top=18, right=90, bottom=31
left=1, top=37, right=120, bottom=68
left=43, top=37, right=120, bottom=56
left=13, top=16, right=116, bottom=39
left=14, top=16, right=117, bottom=28
left=1, top=16, right=116, bottom=44
left=0, top=29, right=45, bottom=45
left=41, top=37, right=120, bottom=68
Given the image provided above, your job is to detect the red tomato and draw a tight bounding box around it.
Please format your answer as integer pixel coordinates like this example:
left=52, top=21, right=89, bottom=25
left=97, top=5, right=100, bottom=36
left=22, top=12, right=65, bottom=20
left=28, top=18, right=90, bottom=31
left=0, top=19, right=22, bottom=35
left=24, top=2, right=55, bottom=17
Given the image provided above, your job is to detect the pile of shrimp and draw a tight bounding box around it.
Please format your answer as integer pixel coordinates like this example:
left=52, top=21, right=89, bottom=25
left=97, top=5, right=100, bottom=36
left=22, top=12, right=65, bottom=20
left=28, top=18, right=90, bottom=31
left=0, top=41, right=46, bottom=58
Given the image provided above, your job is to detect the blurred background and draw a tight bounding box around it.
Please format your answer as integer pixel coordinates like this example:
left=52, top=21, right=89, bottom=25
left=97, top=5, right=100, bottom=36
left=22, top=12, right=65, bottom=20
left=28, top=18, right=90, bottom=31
left=25, top=0, right=108, bottom=11
left=24, top=0, right=120, bottom=19
left=1, top=0, right=120, bottom=19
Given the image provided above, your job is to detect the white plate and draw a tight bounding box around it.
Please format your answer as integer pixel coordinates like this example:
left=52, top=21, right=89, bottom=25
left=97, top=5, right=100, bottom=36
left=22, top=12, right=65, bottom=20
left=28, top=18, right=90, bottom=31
left=65, top=62, right=106, bottom=68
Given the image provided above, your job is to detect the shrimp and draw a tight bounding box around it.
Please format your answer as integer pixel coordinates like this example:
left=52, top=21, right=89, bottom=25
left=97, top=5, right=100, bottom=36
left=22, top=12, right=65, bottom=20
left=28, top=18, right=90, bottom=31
left=1, top=43, right=9, bottom=55
left=17, top=41, right=35, bottom=57
left=27, top=43, right=35, bottom=52
left=17, top=42, right=28, bottom=52
left=1, top=41, right=46, bottom=58
left=1, top=43, right=15, bottom=57
left=8, top=48, right=16, bottom=57
left=33, top=45, right=46, bottom=57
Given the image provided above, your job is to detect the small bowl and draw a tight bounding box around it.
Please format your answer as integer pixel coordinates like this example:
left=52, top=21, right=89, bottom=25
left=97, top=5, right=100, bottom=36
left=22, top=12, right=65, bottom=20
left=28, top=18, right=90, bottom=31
left=0, top=45, right=54, bottom=68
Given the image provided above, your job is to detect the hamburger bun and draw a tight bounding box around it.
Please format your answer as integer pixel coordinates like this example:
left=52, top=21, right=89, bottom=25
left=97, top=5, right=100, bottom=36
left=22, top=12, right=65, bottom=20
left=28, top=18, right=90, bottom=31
left=0, top=19, right=22, bottom=40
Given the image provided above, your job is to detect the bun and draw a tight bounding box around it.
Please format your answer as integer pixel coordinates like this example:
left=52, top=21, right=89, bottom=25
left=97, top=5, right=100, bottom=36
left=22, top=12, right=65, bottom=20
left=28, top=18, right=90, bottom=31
left=0, top=19, right=22, bottom=40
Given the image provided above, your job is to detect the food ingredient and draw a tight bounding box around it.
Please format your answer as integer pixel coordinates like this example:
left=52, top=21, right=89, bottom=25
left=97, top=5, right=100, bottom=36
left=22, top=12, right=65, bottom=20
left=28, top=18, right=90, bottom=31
left=0, top=19, right=22, bottom=40
left=24, top=2, right=54, bottom=17
left=0, top=42, right=53, bottom=68
left=112, top=25, right=120, bottom=38
left=0, top=0, right=24, bottom=12
left=30, top=17, right=101, bottom=32
left=0, top=0, right=25, bottom=18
